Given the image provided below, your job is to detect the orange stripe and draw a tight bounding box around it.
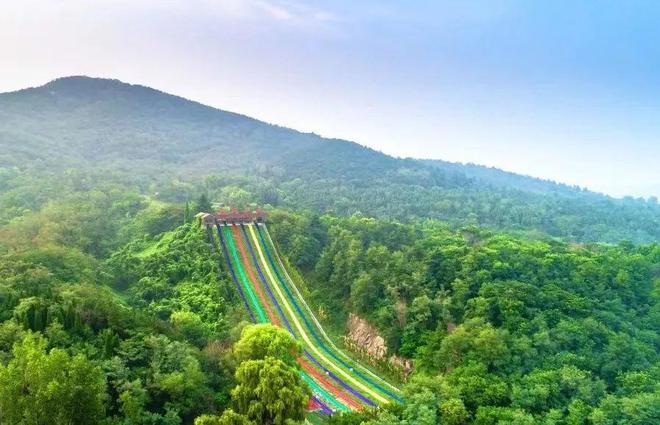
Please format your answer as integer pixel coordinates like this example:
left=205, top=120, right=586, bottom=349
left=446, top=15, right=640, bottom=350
left=298, top=358, right=363, bottom=411
left=229, top=226, right=362, bottom=411
left=230, top=225, right=281, bottom=326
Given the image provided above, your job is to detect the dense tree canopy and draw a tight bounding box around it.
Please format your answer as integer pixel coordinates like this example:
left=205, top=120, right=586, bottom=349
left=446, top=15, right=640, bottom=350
left=2, top=76, right=660, bottom=245
left=0, top=333, right=106, bottom=424
left=0, top=157, right=657, bottom=424
left=272, top=211, right=659, bottom=424
left=0, top=190, right=241, bottom=423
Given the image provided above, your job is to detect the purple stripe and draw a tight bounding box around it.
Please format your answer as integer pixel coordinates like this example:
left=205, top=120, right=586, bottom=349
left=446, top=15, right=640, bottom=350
left=221, top=225, right=335, bottom=415
left=313, top=396, right=334, bottom=415
left=239, top=224, right=375, bottom=407
left=217, top=224, right=256, bottom=322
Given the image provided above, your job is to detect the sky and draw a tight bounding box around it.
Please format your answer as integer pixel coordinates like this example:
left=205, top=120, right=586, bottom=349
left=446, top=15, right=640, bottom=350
left=1, top=1, right=659, bottom=198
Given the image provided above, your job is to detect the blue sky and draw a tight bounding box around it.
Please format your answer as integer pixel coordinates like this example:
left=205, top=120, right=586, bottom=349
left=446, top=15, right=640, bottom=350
left=1, top=1, right=659, bottom=198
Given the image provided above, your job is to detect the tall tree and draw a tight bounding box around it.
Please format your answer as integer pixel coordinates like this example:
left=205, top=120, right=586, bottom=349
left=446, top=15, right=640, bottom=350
left=224, top=324, right=308, bottom=425
left=234, top=323, right=301, bottom=366
left=196, top=193, right=213, bottom=213
left=0, top=333, right=107, bottom=424
left=231, top=357, right=308, bottom=425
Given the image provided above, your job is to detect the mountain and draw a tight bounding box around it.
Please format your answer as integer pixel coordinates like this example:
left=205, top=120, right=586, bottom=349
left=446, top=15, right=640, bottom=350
left=0, top=76, right=398, bottom=180
left=420, top=159, right=591, bottom=196
left=1, top=76, right=659, bottom=243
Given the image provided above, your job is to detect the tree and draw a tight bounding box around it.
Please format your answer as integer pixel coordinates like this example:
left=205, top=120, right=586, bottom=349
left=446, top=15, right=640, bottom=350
left=171, top=310, right=211, bottom=348
left=435, top=318, right=510, bottom=371
left=234, top=324, right=301, bottom=366
left=195, top=409, right=256, bottom=425
left=185, top=201, right=192, bottom=223
left=231, top=357, right=309, bottom=425
left=195, top=414, right=223, bottom=425
left=196, top=193, right=213, bottom=213
left=440, top=398, right=470, bottom=425
left=218, top=409, right=256, bottom=425
left=146, top=335, right=210, bottom=419
left=225, top=324, right=308, bottom=425
left=473, top=406, right=535, bottom=425
left=0, top=333, right=106, bottom=424
left=590, top=392, right=660, bottom=425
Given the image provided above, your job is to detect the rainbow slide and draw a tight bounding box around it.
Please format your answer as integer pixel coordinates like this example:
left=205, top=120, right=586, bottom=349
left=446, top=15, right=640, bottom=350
left=214, top=222, right=402, bottom=415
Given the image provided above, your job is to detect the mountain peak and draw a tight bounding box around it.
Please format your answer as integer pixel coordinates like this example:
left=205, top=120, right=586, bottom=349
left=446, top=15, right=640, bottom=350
left=21, top=76, right=260, bottom=126
left=43, top=75, right=125, bottom=90
left=36, top=75, right=164, bottom=101
left=46, top=75, right=119, bottom=84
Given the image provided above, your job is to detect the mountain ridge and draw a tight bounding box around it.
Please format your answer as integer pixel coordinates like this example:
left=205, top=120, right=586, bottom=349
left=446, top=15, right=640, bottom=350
left=0, top=75, right=397, bottom=177
left=9, top=76, right=636, bottom=201
left=1, top=76, right=658, bottom=243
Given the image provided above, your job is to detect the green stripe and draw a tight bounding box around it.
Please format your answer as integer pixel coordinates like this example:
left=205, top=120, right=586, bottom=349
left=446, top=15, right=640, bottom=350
left=300, top=372, right=349, bottom=412
left=224, top=225, right=348, bottom=412
left=258, top=224, right=400, bottom=402
left=223, top=226, right=268, bottom=323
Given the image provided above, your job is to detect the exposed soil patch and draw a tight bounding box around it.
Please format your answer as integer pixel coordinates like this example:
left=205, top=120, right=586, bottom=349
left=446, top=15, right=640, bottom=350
left=346, top=313, right=413, bottom=377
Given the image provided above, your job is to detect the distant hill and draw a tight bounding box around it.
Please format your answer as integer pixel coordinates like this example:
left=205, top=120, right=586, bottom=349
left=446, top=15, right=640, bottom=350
left=0, top=76, right=398, bottom=181
left=420, top=159, right=597, bottom=197
left=1, top=76, right=659, bottom=243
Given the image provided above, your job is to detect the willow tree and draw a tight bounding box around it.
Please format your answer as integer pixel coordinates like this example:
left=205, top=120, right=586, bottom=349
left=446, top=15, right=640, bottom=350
left=0, top=333, right=106, bottom=424
left=228, top=324, right=308, bottom=425
left=231, top=357, right=308, bottom=425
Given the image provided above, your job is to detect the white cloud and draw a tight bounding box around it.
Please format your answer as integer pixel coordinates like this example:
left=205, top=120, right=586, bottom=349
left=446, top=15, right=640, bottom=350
left=255, top=0, right=294, bottom=21
left=206, top=0, right=342, bottom=29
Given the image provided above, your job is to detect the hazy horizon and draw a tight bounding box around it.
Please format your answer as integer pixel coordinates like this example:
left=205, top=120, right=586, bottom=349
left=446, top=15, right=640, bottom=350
left=2, top=1, right=659, bottom=199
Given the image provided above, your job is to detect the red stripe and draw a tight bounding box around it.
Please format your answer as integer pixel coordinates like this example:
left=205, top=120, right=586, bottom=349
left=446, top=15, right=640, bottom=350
left=308, top=398, right=321, bottom=411
left=230, top=225, right=281, bottom=326
left=298, top=358, right=363, bottom=411
left=230, top=225, right=362, bottom=411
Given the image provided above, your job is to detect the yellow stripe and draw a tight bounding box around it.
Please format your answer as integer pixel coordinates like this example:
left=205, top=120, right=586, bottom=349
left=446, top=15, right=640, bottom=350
left=262, top=223, right=402, bottom=396
left=247, top=224, right=388, bottom=404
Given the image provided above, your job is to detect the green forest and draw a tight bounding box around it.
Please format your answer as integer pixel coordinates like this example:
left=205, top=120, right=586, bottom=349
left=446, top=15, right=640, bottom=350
left=0, top=180, right=657, bottom=424
left=0, top=78, right=658, bottom=424
left=1, top=77, right=659, bottom=244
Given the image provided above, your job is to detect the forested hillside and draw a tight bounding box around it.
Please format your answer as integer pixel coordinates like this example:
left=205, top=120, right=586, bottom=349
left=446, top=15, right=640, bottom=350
left=1, top=76, right=659, bottom=244
left=420, top=159, right=597, bottom=196
left=0, top=76, right=658, bottom=424
left=0, top=185, right=657, bottom=423
left=269, top=211, right=660, bottom=424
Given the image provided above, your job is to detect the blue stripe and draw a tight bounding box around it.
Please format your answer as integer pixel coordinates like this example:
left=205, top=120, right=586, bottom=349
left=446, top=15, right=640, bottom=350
left=257, top=224, right=402, bottom=403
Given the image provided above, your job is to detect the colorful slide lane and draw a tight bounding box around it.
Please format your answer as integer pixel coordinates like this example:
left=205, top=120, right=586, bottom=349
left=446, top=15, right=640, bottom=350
left=230, top=224, right=361, bottom=411
left=256, top=224, right=403, bottom=403
left=222, top=223, right=359, bottom=412
left=217, top=224, right=339, bottom=414
left=215, top=222, right=402, bottom=415
left=234, top=225, right=366, bottom=411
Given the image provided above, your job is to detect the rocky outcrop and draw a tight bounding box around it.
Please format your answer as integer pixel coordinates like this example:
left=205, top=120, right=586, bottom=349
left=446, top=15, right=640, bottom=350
left=346, top=313, right=388, bottom=358
left=345, top=313, right=413, bottom=377
left=389, top=354, right=414, bottom=376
